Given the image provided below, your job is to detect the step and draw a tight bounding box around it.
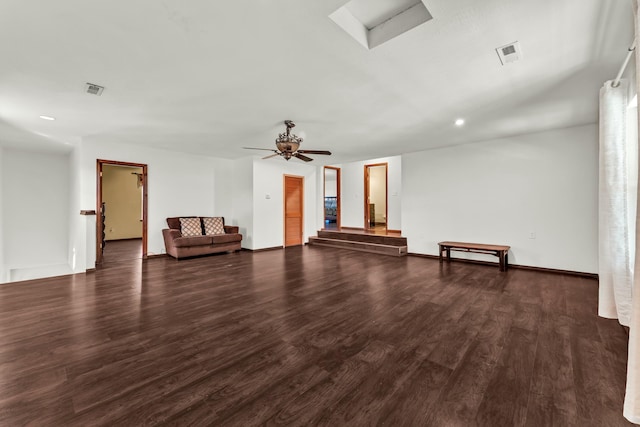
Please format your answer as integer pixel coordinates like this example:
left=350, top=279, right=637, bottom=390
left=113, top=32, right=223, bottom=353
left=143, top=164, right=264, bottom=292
left=317, top=230, right=407, bottom=246
left=308, top=237, right=407, bottom=257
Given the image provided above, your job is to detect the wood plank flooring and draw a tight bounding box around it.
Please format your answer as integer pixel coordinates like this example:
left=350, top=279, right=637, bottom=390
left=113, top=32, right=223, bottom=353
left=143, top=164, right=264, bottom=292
left=102, top=238, right=142, bottom=264
left=0, top=246, right=631, bottom=426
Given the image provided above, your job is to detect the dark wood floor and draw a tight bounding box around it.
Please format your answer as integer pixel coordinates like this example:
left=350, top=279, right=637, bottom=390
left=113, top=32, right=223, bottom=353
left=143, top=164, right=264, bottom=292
left=0, top=246, right=631, bottom=426
left=102, top=238, right=142, bottom=264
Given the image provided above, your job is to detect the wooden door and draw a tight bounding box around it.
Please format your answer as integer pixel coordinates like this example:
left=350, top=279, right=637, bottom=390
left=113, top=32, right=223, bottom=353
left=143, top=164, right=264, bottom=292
left=284, top=175, right=304, bottom=247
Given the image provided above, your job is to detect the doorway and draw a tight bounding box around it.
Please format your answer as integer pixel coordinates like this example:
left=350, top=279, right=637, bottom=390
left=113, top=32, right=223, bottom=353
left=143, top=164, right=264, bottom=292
left=364, top=163, right=387, bottom=231
left=323, top=166, right=340, bottom=230
left=97, top=159, right=148, bottom=265
left=284, top=175, right=304, bottom=247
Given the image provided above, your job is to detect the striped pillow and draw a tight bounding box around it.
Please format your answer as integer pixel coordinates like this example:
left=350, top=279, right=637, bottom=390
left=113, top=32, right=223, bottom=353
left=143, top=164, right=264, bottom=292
left=179, top=217, right=202, bottom=237
left=202, top=217, right=225, bottom=235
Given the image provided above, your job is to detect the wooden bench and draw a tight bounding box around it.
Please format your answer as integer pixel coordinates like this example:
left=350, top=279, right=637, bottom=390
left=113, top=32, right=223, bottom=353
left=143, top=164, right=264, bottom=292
left=438, top=241, right=510, bottom=272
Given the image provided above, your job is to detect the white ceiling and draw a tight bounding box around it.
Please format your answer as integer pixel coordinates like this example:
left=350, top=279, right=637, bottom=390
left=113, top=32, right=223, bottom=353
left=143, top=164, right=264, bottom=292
left=0, top=0, right=633, bottom=163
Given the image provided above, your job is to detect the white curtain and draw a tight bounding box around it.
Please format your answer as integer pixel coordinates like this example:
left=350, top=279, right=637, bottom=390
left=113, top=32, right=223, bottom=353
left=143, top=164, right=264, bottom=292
left=628, top=208, right=640, bottom=422
left=599, top=78, right=633, bottom=326
left=626, top=3, right=640, bottom=422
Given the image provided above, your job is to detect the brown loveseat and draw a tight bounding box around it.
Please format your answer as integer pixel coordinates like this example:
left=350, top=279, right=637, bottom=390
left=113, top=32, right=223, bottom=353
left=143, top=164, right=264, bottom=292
left=162, top=216, right=242, bottom=259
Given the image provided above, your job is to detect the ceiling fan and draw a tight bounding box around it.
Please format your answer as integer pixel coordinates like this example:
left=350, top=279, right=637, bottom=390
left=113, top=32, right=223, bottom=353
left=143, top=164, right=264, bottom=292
left=244, top=120, right=331, bottom=162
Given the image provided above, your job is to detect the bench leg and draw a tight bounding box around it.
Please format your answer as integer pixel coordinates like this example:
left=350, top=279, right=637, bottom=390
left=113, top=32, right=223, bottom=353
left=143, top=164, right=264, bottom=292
left=498, top=251, right=508, bottom=272
left=438, top=245, right=452, bottom=263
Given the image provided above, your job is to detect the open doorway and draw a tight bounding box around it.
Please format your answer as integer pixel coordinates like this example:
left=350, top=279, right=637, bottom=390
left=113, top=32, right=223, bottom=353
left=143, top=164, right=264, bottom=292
left=364, top=163, right=387, bottom=231
left=323, top=166, right=340, bottom=230
left=97, top=160, right=148, bottom=265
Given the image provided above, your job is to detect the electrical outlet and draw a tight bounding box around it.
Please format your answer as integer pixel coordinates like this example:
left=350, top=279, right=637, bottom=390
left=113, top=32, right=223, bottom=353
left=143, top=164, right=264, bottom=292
left=529, top=231, right=536, bottom=239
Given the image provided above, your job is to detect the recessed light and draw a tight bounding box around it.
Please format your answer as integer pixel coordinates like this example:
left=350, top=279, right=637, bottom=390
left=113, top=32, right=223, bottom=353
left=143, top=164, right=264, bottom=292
left=455, top=118, right=465, bottom=126
left=39, top=115, right=56, bottom=121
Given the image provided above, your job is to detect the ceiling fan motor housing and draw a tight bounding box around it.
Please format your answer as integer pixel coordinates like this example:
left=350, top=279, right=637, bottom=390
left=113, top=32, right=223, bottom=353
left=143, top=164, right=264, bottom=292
left=276, top=141, right=300, bottom=153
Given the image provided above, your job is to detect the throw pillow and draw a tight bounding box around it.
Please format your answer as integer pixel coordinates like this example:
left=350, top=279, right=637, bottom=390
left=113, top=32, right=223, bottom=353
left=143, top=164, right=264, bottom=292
left=202, top=217, right=225, bottom=235
left=180, top=217, right=203, bottom=237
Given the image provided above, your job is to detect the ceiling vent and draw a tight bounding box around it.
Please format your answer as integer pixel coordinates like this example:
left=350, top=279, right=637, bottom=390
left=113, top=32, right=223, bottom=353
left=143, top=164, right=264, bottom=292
left=496, top=42, right=522, bottom=65
left=85, top=82, right=104, bottom=96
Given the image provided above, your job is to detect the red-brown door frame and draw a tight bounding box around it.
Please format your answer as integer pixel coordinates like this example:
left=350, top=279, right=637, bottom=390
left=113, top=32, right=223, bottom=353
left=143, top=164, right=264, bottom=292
left=96, top=159, right=148, bottom=266
left=364, top=163, right=388, bottom=230
left=323, top=166, right=341, bottom=229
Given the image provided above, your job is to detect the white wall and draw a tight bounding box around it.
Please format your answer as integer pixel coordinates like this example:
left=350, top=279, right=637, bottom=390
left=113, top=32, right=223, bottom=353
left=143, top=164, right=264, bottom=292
left=71, top=140, right=224, bottom=269
left=2, top=148, right=72, bottom=281
left=68, top=145, right=87, bottom=272
left=232, top=157, right=254, bottom=249
left=213, top=157, right=234, bottom=223
left=0, top=123, right=599, bottom=280
left=339, top=155, right=402, bottom=230
left=252, top=158, right=318, bottom=249
left=402, top=124, right=598, bottom=273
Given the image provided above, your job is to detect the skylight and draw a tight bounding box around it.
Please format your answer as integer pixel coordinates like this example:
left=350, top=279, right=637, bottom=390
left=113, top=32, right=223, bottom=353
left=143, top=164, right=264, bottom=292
left=329, top=0, right=432, bottom=50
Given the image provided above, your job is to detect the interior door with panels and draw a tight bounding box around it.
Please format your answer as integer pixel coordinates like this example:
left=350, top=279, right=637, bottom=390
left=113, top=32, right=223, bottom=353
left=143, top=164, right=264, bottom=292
left=284, top=175, right=304, bottom=247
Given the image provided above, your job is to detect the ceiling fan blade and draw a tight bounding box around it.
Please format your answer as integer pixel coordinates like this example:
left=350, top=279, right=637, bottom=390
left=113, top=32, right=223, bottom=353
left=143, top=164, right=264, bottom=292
left=297, top=150, right=332, bottom=155
left=243, top=147, right=277, bottom=152
left=262, top=153, right=280, bottom=159
left=293, top=153, right=313, bottom=162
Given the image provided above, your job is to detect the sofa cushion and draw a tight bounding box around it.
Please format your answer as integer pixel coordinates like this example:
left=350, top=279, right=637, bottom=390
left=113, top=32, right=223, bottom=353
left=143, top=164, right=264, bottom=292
left=173, top=235, right=213, bottom=248
left=211, top=233, right=242, bottom=244
left=167, top=216, right=196, bottom=230
left=202, top=217, right=225, bottom=235
left=180, top=217, right=203, bottom=237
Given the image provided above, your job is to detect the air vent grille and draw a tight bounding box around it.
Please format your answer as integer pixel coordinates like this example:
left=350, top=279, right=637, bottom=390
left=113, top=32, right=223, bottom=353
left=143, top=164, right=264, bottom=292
left=496, top=42, right=522, bottom=65
left=501, top=45, right=516, bottom=56
left=85, top=83, right=104, bottom=96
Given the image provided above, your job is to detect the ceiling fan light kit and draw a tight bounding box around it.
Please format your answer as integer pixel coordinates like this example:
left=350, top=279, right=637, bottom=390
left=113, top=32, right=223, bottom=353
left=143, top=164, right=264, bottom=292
left=244, top=120, right=332, bottom=162
left=276, top=120, right=303, bottom=159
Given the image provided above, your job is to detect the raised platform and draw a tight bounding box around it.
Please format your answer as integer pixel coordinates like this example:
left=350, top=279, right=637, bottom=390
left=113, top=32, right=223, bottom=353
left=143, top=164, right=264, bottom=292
left=308, top=229, right=407, bottom=257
